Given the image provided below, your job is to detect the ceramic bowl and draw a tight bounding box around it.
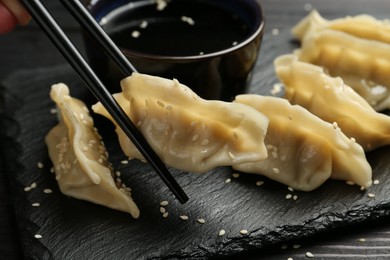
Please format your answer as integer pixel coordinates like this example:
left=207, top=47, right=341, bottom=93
left=83, top=0, right=265, bottom=100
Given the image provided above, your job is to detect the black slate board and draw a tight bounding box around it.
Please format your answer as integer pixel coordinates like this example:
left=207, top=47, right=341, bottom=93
left=1, top=31, right=390, bottom=260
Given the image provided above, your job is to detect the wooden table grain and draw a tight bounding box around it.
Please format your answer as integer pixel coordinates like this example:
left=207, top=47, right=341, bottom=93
left=0, top=0, right=389, bottom=259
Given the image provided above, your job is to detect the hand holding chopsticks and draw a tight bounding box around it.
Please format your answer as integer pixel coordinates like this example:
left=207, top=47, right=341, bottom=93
left=21, top=0, right=189, bottom=204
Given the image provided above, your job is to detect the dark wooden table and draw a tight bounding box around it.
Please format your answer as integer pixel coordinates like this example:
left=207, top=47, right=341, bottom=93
left=1, top=0, right=389, bottom=259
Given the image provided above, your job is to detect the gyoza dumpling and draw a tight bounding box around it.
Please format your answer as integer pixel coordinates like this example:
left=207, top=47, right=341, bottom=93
left=233, top=95, right=372, bottom=191
left=275, top=54, right=390, bottom=151
left=45, top=84, right=140, bottom=218
left=292, top=10, right=390, bottom=44
left=92, top=73, right=269, bottom=173
left=296, top=29, right=390, bottom=111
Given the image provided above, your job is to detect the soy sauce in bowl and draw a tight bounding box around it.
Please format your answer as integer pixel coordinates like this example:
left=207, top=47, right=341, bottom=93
left=85, top=0, right=265, bottom=100
left=100, top=0, right=252, bottom=57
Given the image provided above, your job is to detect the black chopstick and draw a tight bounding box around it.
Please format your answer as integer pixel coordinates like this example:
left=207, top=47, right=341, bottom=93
left=59, top=0, right=136, bottom=76
left=21, top=0, right=189, bottom=204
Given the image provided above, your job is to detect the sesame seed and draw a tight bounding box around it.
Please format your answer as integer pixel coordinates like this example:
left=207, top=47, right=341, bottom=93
left=140, top=20, right=148, bottom=28
left=179, top=215, right=189, bottom=221
left=361, top=186, right=366, bottom=191
left=162, top=212, right=169, bottom=218
left=272, top=28, right=279, bottom=36
left=24, top=186, right=32, bottom=192
left=287, top=258, right=293, bottom=260
left=50, top=108, right=57, bottom=114
left=358, top=238, right=366, bottom=242
left=43, top=189, right=53, bottom=194
left=32, top=203, right=40, bottom=207
left=293, top=195, right=298, bottom=200
left=232, top=173, right=240, bottom=178
left=346, top=181, right=355, bottom=186
left=50, top=167, right=54, bottom=173
left=293, top=244, right=301, bottom=249
left=131, top=30, right=141, bottom=38
left=304, top=3, right=313, bottom=11
left=31, top=182, right=37, bottom=189
left=272, top=168, right=280, bottom=174
left=160, top=207, right=166, bottom=214
left=199, top=51, right=204, bottom=55
left=281, top=244, right=288, bottom=249
left=218, top=229, right=226, bottom=236
left=332, top=122, right=338, bottom=129
left=288, top=186, right=294, bottom=192
left=197, top=218, right=206, bottom=224
left=232, top=41, right=238, bottom=46
left=201, top=139, right=210, bottom=146
left=225, top=178, right=231, bottom=184
left=160, top=200, right=169, bottom=207
left=157, top=100, right=165, bottom=107
left=350, top=137, right=356, bottom=143
left=368, top=193, right=375, bottom=198
left=121, top=160, right=129, bottom=165
left=286, top=194, right=292, bottom=200
left=37, top=162, right=44, bottom=168
left=115, top=171, right=121, bottom=177
left=239, top=229, right=248, bottom=235
left=306, top=252, right=314, bottom=258
left=160, top=200, right=168, bottom=207
left=181, top=16, right=195, bottom=25
left=373, top=179, right=380, bottom=185
left=228, top=152, right=235, bottom=160
left=256, top=180, right=264, bottom=186
left=271, top=83, right=282, bottom=95
left=34, top=234, right=42, bottom=239
left=156, top=0, right=167, bottom=11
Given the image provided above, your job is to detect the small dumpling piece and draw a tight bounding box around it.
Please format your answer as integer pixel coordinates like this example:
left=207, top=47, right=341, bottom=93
left=275, top=54, right=390, bottom=151
left=45, top=83, right=140, bottom=218
left=92, top=73, right=269, bottom=173
left=292, top=9, right=390, bottom=44
left=296, top=29, right=390, bottom=111
left=233, top=95, right=372, bottom=191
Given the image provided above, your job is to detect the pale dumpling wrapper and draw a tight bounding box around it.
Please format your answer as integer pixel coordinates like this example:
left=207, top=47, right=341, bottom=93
left=275, top=54, right=390, bottom=151
left=45, top=83, right=140, bottom=218
left=292, top=9, right=390, bottom=44
left=233, top=95, right=372, bottom=191
left=92, top=73, right=269, bottom=173
left=296, top=29, right=390, bottom=111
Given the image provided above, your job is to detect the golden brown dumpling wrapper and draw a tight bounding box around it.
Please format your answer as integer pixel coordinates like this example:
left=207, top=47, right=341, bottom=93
left=46, top=83, right=140, bottom=218
left=234, top=95, right=372, bottom=191
left=296, top=29, right=390, bottom=111
left=275, top=54, right=390, bottom=151
left=92, top=73, right=269, bottom=173
left=292, top=9, right=390, bottom=44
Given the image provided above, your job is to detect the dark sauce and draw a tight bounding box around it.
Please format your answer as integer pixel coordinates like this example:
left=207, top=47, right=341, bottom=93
left=101, top=0, right=252, bottom=56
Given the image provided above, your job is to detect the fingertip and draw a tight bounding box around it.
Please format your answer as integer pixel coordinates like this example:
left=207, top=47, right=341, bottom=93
left=0, top=3, right=17, bottom=34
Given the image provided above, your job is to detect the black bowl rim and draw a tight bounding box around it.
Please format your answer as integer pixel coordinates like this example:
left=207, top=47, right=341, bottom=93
left=95, top=0, right=266, bottom=62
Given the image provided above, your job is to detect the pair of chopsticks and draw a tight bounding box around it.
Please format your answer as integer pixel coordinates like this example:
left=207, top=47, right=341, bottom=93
left=21, top=0, right=188, bottom=204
